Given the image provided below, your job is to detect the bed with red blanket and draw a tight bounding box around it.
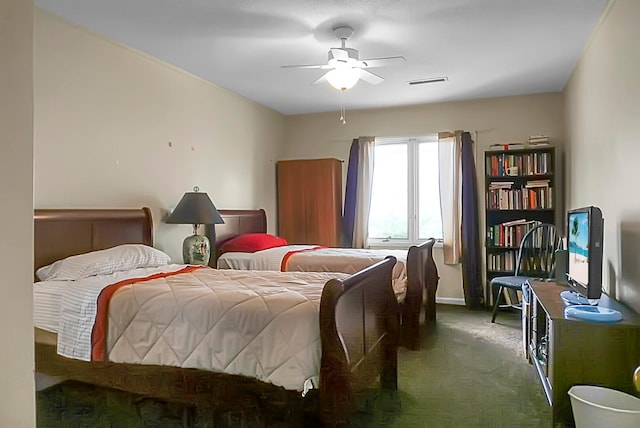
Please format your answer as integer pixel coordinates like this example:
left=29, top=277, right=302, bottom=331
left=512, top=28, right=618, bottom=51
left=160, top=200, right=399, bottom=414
left=208, top=209, right=440, bottom=350
left=33, top=208, right=399, bottom=425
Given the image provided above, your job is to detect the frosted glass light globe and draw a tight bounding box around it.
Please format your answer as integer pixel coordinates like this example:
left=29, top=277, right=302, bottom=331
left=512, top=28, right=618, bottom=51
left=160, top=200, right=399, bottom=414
left=326, top=67, right=359, bottom=91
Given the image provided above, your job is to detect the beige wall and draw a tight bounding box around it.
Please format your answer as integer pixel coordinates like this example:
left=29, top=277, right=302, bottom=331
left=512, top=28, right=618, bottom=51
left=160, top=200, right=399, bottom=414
left=564, top=0, right=640, bottom=311
left=30, top=0, right=635, bottom=354
left=34, top=9, right=286, bottom=262
left=0, top=0, right=36, bottom=426
left=284, top=93, right=565, bottom=302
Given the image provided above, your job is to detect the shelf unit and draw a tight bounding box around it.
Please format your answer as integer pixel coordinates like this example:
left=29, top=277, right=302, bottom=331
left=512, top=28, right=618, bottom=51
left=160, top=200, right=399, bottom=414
left=526, top=281, right=640, bottom=426
left=484, top=146, right=556, bottom=305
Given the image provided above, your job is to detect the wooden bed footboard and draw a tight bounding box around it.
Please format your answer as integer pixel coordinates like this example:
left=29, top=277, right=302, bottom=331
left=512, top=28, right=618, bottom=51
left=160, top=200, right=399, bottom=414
left=403, top=238, right=440, bottom=350
left=318, top=256, right=398, bottom=424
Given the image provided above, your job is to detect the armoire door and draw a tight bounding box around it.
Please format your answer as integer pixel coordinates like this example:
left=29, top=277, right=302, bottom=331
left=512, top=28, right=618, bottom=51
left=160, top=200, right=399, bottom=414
left=277, top=158, right=342, bottom=246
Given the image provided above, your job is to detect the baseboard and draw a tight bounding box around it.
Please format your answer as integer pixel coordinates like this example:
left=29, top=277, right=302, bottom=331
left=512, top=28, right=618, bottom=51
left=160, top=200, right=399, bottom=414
left=436, top=297, right=465, bottom=306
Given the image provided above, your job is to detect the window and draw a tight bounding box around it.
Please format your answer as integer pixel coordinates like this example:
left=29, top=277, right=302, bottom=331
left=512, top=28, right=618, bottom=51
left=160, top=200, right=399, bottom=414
left=368, top=136, right=443, bottom=247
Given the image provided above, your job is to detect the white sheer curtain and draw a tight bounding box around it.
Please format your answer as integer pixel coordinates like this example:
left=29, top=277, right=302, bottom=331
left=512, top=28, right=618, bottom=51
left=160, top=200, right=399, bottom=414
left=352, top=136, right=375, bottom=248
left=438, top=131, right=463, bottom=264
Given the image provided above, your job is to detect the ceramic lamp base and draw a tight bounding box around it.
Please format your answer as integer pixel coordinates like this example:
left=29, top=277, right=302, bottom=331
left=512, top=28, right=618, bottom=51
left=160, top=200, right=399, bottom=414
left=182, top=233, right=210, bottom=265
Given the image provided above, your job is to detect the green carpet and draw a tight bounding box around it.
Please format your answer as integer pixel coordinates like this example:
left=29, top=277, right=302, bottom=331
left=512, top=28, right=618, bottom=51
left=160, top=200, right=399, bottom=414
left=36, top=305, right=552, bottom=427
left=349, top=304, right=552, bottom=427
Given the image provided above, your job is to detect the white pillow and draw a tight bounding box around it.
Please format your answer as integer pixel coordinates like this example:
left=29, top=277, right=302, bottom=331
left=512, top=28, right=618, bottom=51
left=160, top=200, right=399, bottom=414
left=36, top=244, right=171, bottom=281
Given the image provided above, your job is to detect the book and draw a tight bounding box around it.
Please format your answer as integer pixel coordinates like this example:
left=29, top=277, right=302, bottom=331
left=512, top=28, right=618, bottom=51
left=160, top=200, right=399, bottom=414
left=489, top=142, right=527, bottom=151
left=528, top=134, right=549, bottom=143
left=489, top=181, right=514, bottom=189
left=500, top=218, right=534, bottom=227
left=525, top=179, right=551, bottom=188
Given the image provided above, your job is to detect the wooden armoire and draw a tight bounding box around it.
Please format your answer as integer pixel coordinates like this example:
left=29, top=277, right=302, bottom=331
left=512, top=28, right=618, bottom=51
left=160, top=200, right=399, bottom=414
left=276, top=158, right=342, bottom=247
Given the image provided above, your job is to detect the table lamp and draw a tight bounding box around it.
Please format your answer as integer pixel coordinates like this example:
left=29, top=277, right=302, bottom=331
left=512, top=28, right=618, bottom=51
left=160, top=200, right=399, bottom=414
left=165, top=186, right=224, bottom=265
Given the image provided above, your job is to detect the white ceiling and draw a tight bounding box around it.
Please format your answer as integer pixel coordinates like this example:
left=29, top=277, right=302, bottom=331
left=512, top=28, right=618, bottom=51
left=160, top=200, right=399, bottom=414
left=35, top=0, right=607, bottom=115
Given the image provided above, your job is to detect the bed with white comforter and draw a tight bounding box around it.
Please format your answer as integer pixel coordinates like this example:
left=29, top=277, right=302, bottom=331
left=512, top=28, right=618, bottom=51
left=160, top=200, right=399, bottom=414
left=218, top=245, right=408, bottom=300
left=34, top=264, right=349, bottom=392
left=33, top=208, right=401, bottom=426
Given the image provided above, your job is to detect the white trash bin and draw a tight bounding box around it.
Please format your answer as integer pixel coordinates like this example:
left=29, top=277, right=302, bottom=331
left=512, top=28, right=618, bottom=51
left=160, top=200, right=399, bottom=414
left=568, top=385, right=640, bottom=428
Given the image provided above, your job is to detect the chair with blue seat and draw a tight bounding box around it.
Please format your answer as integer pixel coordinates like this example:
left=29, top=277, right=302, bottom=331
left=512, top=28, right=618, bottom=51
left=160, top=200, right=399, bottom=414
left=491, top=223, right=562, bottom=323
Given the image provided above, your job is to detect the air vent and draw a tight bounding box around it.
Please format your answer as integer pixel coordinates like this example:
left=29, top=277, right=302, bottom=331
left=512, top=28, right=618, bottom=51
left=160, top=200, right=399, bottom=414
left=408, top=77, right=448, bottom=85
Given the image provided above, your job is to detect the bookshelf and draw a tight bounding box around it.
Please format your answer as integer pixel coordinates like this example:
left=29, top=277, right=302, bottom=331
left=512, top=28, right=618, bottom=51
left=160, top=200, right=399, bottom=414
left=484, top=145, right=556, bottom=305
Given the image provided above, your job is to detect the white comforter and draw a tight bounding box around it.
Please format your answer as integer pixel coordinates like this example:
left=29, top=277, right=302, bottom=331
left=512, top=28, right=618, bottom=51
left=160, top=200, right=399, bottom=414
left=217, top=245, right=319, bottom=270
left=218, top=246, right=408, bottom=299
left=38, top=265, right=348, bottom=392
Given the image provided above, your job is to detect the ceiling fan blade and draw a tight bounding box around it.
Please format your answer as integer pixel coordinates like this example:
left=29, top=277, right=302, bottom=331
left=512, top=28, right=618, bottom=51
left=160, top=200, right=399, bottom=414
left=356, top=68, right=384, bottom=85
left=281, top=63, right=326, bottom=69
left=312, top=71, right=330, bottom=85
left=359, top=56, right=406, bottom=68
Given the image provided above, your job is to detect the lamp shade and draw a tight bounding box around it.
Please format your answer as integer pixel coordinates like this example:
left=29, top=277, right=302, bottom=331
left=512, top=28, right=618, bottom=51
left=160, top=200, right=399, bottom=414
left=165, top=187, right=224, bottom=225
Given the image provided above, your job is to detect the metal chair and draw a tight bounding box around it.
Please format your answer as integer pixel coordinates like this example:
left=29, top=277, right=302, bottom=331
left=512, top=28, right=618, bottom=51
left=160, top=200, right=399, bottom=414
left=490, top=223, right=562, bottom=323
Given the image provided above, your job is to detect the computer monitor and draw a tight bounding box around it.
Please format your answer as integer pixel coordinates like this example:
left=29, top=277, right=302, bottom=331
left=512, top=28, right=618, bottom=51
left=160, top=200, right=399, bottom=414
left=565, top=206, right=604, bottom=305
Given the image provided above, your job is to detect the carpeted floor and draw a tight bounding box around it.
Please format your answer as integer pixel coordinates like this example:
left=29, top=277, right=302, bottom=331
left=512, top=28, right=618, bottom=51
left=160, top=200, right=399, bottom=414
left=36, top=304, right=553, bottom=427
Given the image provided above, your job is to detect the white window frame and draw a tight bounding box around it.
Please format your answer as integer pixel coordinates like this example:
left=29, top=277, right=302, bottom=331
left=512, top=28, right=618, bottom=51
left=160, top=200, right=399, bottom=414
left=368, top=135, right=441, bottom=249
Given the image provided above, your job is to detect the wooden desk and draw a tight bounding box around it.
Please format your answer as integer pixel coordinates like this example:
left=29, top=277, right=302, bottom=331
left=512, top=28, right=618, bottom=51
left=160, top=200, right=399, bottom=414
left=526, top=281, right=640, bottom=426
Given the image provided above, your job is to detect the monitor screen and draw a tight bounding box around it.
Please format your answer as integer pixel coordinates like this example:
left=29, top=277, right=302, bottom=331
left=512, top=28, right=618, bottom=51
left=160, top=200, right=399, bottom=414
left=566, top=206, right=603, bottom=302
left=567, top=211, right=589, bottom=286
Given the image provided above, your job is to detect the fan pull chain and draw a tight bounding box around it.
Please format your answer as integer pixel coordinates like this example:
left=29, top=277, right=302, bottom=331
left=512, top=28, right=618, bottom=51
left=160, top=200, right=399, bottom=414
left=339, top=89, right=347, bottom=124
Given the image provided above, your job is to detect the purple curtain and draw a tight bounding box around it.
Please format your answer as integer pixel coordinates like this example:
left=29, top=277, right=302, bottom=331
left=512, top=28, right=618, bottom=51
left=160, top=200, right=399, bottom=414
left=342, top=139, right=359, bottom=247
left=461, top=132, right=483, bottom=308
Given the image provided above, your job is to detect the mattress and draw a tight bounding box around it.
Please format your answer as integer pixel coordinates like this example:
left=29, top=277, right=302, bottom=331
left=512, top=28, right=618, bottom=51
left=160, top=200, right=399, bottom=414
left=218, top=246, right=409, bottom=300
left=37, top=265, right=349, bottom=392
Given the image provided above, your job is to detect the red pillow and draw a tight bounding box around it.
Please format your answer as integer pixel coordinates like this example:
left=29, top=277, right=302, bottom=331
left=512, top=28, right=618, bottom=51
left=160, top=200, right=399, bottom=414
left=219, top=233, right=288, bottom=253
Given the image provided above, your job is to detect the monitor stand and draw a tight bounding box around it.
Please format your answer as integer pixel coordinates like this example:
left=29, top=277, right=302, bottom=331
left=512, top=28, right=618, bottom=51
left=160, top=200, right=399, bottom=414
left=564, top=304, right=623, bottom=322
left=560, top=290, right=599, bottom=306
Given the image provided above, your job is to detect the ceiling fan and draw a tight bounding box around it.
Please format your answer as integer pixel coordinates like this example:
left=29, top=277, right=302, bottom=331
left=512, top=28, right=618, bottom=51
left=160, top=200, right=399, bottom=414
left=281, top=25, right=406, bottom=91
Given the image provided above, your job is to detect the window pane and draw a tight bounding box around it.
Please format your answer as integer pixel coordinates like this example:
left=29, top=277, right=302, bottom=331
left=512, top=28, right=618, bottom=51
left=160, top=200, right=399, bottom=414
left=419, top=142, right=443, bottom=239
left=369, top=144, right=408, bottom=239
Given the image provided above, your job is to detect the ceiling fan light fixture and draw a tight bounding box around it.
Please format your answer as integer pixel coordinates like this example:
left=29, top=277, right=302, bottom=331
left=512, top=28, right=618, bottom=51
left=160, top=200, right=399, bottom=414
left=326, top=67, right=359, bottom=91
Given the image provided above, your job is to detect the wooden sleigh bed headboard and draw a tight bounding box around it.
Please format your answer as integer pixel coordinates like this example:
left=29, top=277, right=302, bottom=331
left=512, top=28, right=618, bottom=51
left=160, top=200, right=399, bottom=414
left=205, top=209, right=267, bottom=263
left=34, top=208, right=266, bottom=270
left=33, top=207, right=398, bottom=425
left=34, top=208, right=154, bottom=272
